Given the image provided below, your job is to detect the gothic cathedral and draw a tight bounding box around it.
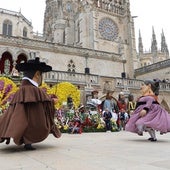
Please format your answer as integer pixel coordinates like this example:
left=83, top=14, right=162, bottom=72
left=43, top=0, right=137, bottom=78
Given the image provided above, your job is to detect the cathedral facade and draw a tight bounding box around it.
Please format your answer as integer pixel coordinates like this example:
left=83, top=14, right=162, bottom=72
left=0, top=0, right=137, bottom=78
left=0, top=0, right=170, bottom=109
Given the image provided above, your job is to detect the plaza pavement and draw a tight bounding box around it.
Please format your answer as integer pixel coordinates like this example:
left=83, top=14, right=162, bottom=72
left=0, top=131, right=170, bottom=170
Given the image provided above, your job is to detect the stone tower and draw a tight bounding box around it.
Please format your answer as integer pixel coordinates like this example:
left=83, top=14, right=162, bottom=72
left=138, top=28, right=169, bottom=67
left=43, top=0, right=137, bottom=78
left=161, top=29, right=169, bottom=57
left=138, top=30, right=143, bottom=55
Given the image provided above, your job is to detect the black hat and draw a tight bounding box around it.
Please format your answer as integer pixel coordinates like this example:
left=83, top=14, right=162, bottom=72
left=16, top=57, right=52, bottom=72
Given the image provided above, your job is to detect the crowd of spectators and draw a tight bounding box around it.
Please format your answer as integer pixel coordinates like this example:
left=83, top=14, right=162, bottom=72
left=54, top=91, right=137, bottom=133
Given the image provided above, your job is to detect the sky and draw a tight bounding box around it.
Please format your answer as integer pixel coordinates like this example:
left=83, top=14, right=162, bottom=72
left=130, top=0, right=170, bottom=51
left=1, top=0, right=170, bottom=51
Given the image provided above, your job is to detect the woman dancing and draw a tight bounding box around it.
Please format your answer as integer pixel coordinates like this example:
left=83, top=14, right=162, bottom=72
left=125, top=79, right=170, bottom=141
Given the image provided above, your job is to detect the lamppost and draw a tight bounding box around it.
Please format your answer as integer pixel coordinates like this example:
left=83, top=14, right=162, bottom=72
left=118, top=37, right=126, bottom=79
left=122, top=58, right=126, bottom=79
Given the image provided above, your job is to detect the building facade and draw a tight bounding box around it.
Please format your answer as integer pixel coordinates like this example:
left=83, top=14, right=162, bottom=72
left=0, top=0, right=138, bottom=78
left=0, top=0, right=170, bottom=110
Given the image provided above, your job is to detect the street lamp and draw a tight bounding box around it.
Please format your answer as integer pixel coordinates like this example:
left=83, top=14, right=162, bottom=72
left=120, top=54, right=130, bottom=97
left=120, top=52, right=126, bottom=78
left=121, top=59, right=126, bottom=78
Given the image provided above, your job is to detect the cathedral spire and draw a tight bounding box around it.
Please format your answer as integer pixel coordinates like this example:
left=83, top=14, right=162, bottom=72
left=161, top=29, right=169, bottom=56
left=151, top=26, right=157, bottom=53
left=138, top=29, right=143, bottom=54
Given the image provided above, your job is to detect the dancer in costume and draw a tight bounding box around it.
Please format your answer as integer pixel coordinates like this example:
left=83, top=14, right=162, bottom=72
left=0, top=57, right=61, bottom=150
left=125, top=79, right=170, bottom=141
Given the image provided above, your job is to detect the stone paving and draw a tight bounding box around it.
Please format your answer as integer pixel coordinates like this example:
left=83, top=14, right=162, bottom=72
left=0, top=131, right=170, bottom=170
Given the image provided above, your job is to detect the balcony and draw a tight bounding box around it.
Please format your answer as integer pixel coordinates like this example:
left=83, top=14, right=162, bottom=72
left=44, top=70, right=99, bottom=85
left=1, top=70, right=170, bottom=92
left=44, top=71, right=170, bottom=92
left=135, top=59, right=170, bottom=76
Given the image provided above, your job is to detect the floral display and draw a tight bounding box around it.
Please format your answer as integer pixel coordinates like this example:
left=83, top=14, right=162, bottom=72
left=55, top=108, right=118, bottom=133
left=0, top=77, right=18, bottom=115
left=0, top=78, right=119, bottom=133
left=50, top=82, right=80, bottom=109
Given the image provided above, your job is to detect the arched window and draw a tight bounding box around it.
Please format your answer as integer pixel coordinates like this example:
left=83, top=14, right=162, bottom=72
left=16, top=54, right=27, bottom=64
left=3, top=19, right=12, bottom=36
left=23, top=27, right=27, bottom=37
left=0, top=52, right=13, bottom=74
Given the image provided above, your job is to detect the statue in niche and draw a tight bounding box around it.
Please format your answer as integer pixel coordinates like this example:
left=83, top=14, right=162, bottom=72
left=103, top=81, right=112, bottom=93
left=4, top=59, right=10, bottom=74
left=11, top=63, right=19, bottom=77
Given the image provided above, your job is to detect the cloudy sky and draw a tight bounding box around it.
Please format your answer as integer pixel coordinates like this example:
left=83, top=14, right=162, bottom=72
left=1, top=0, right=170, bottom=51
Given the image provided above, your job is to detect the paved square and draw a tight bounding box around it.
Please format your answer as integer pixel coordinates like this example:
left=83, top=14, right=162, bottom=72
left=0, top=131, right=170, bottom=170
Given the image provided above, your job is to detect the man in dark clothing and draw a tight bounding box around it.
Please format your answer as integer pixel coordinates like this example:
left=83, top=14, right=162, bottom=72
left=0, top=57, right=61, bottom=150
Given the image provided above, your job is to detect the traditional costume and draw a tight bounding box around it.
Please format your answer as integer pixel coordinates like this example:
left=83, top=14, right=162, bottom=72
left=125, top=80, right=170, bottom=141
left=0, top=57, right=61, bottom=150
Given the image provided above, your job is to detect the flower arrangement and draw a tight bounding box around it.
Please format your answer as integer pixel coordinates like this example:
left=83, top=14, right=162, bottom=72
left=0, top=77, right=18, bottom=115
left=50, top=82, right=80, bottom=109
left=96, top=118, right=106, bottom=130
left=0, top=78, right=119, bottom=133
left=110, top=119, right=118, bottom=132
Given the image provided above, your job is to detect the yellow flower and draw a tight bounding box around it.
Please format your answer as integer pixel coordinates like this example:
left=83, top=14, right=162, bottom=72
left=63, top=125, right=69, bottom=130
left=58, top=125, right=62, bottom=129
left=50, top=82, right=80, bottom=109
left=97, top=123, right=105, bottom=129
left=0, top=77, right=18, bottom=112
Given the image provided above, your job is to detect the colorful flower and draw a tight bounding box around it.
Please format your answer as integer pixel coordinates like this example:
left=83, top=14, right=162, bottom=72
left=50, top=82, right=80, bottom=109
left=0, top=77, right=18, bottom=114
